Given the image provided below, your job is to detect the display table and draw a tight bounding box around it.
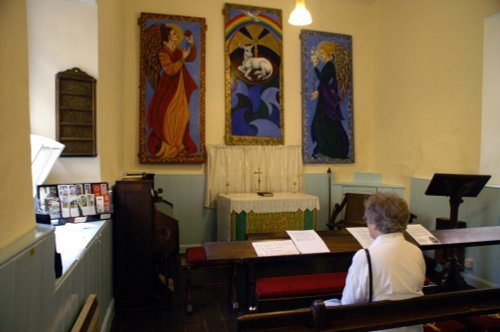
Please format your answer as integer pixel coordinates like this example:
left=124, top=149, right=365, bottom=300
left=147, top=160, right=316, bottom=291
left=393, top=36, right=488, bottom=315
left=54, top=220, right=106, bottom=275
left=217, top=192, right=320, bottom=241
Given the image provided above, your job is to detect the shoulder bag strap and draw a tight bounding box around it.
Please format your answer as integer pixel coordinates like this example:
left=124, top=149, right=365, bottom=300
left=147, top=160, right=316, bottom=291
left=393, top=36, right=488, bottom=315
left=364, top=248, right=373, bottom=302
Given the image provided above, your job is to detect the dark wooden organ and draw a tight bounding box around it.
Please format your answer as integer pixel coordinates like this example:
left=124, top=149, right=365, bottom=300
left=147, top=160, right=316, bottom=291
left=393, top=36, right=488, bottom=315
left=113, top=175, right=179, bottom=311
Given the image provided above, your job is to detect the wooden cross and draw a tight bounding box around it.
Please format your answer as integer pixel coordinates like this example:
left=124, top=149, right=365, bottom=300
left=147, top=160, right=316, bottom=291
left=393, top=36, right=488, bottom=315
left=254, top=167, right=263, bottom=191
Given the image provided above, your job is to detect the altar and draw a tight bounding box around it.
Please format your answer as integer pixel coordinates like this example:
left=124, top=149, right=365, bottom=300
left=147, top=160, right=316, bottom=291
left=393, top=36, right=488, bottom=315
left=217, top=192, right=320, bottom=241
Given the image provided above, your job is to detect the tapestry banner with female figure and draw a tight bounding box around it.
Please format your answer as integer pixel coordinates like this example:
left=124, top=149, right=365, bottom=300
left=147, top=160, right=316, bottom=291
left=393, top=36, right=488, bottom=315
left=224, top=4, right=284, bottom=145
left=139, top=13, right=206, bottom=163
left=301, top=30, right=354, bottom=164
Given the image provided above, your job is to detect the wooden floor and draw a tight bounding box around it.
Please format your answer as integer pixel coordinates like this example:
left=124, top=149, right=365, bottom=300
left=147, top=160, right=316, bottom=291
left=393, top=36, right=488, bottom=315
left=109, top=250, right=355, bottom=331
left=110, top=262, right=239, bottom=332
left=108, top=255, right=453, bottom=331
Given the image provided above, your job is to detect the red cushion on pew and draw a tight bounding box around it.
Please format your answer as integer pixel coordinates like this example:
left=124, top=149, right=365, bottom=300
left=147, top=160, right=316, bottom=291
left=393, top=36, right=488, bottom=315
left=459, top=313, right=500, bottom=332
left=185, top=246, right=207, bottom=268
left=255, top=272, right=347, bottom=299
left=423, top=320, right=467, bottom=332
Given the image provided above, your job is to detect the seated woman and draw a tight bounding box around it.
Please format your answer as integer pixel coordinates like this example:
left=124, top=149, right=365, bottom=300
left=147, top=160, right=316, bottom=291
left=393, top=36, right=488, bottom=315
left=326, top=192, right=426, bottom=332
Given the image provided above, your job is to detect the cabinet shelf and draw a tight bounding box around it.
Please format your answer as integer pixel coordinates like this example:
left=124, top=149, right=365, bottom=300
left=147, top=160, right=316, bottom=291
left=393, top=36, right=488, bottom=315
left=59, top=137, right=94, bottom=142
left=59, top=122, right=93, bottom=127
left=59, top=91, right=93, bottom=97
left=59, top=107, right=92, bottom=112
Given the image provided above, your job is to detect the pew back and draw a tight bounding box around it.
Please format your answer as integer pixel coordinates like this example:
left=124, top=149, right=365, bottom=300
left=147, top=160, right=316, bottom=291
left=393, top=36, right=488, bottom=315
left=237, top=307, right=312, bottom=331
left=237, top=288, right=500, bottom=332
left=314, top=288, right=500, bottom=331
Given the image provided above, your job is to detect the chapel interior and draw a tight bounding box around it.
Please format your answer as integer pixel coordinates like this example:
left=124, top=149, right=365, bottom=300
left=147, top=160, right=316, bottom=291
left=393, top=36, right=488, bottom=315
left=1, top=0, right=500, bottom=331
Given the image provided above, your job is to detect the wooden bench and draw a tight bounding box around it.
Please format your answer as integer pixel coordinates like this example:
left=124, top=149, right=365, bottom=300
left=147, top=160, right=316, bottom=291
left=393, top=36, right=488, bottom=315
left=246, top=233, right=349, bottom=312
left=255, top=272, right=347, bottom=312
left=254, top=272, right=437, bottom=312
left=237, top=287, right=500, bottom=331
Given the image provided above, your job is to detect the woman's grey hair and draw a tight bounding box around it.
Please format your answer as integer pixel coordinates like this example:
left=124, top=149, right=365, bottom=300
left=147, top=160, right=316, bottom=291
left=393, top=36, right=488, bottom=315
left=364, top=192, right=409, bottom=234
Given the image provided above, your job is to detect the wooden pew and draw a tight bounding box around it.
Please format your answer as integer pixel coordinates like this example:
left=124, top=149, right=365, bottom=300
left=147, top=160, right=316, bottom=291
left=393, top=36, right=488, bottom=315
left=237, top=307, right=314, bottom=331
left=255, top=272, right=347, bottom=312
left=237, top=287, right=500, bottom=331
left=206, top=226, right=500, bottom=311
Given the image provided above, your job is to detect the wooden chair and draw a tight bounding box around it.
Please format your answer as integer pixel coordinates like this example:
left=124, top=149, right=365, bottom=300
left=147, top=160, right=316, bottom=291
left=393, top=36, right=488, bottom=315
left=327, top=193, right=370, bottom=230
left=328, top=192, right=417, bottom=230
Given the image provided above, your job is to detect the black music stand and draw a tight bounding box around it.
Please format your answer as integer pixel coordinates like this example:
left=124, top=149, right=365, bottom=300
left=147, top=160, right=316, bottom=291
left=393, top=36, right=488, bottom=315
left=425, top=173, right=491, bottom=290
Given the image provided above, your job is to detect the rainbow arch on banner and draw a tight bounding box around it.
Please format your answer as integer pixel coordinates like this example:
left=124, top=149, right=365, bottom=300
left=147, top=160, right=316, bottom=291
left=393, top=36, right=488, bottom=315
left=225, top=13, right=282, bottom=40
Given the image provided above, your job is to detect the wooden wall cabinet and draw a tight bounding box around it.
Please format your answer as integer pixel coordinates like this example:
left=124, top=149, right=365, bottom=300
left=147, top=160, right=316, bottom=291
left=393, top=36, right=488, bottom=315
left=56, top=68, right=96, bottom=157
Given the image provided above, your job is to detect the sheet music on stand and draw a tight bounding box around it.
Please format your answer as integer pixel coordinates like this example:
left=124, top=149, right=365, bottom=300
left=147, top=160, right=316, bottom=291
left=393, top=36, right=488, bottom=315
left=406, top=224, right=441, bottom=245
left=286, top=230, right=330, bottom=254
left=346, top=227, right=373, bottom=248
left=347, top=225, right=440, bottom=248
left=252, top=240, right=300, bottom=257
left=251, top=230, right=330, bottom=257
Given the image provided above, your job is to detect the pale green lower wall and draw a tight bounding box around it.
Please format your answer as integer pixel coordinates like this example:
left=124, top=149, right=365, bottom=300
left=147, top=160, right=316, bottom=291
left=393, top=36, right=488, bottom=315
left=155, top=174, right=217, bottom=248
left=410, top=177, right=500, bottom=287
left=153, top=174, right=500, bottom=287
left=154, top=173, right=333, bottom=250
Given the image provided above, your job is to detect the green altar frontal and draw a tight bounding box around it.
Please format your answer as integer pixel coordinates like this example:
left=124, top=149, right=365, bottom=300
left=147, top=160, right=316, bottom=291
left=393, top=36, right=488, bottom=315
left=217, top=192, right=320, bottom=241
left=231, top=209, right=317, bottom=241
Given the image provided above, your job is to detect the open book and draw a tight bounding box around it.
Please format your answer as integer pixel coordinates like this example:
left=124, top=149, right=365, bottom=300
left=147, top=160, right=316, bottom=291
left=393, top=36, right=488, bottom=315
left=252, top=230, right=330, bottom=257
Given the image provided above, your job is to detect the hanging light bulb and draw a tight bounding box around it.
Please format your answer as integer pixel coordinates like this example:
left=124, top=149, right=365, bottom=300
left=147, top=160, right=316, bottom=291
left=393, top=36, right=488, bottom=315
left=288, top=0, right=313, bottom=26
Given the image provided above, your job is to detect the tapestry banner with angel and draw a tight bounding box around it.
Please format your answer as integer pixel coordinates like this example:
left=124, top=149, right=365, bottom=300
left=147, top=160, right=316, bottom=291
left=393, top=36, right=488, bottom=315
left=301, top=30, right=354, bottom=164
left=223, top=4, right=284, bottom=145
left=138, top=13, right=206, bottom=163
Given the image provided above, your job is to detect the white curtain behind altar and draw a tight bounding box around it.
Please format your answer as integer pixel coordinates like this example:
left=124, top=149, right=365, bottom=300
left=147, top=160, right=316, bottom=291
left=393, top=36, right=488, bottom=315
left=204, top=145, right=304, bottom=207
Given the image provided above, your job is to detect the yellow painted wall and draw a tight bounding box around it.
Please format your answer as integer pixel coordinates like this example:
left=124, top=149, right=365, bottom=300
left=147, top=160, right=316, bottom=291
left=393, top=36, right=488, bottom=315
left=29, top=0, right=101, bottom=184
left=98, top=0, right=125, bottom=183
left=480, top=13, right=500, bottom=183
left=371, top=0, right=500, bottom=190
left=0, top=0, right=36, bottom=247
left=109, top=0, right=376, bottom=178
left=100, top=0, right=499, bottom=187
left=2, top=0, right=499, bottom=248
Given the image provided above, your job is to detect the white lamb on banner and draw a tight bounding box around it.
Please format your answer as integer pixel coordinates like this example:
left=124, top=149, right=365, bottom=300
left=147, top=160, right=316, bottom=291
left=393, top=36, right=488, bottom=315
left=238, top=43, right=273, bottom=81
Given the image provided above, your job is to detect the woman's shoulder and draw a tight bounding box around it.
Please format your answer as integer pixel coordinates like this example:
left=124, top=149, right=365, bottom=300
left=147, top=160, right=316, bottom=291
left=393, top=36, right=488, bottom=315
left=352, top=248, right=368, bottom=261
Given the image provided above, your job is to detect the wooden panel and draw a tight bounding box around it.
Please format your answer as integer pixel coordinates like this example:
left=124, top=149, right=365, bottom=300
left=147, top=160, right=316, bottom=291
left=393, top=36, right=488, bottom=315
left=113, top=180, right=154, bottom=310
left=70, top=294, right=100, bottom=332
